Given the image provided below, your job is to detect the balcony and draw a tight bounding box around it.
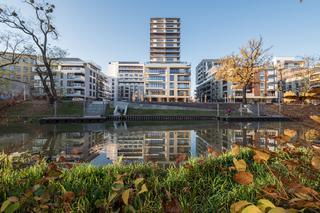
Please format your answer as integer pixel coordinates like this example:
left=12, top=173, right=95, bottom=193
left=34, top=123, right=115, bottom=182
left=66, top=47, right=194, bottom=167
left=177, top=77, right=190, bottom=81
left=177, top=84, right=190, bottom=89
left=67, top=75, right=85, bottom=81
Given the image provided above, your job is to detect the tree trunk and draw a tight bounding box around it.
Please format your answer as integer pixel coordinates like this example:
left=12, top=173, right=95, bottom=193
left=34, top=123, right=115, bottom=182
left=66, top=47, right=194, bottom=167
left=242, top=86, right=247, bottom=104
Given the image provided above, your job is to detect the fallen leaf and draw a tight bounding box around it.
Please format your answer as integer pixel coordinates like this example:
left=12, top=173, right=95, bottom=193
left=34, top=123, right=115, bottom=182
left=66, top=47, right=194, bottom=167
left=175, top=154, right=188, bottom=164
left=138, top=184, right=148, bottom=195
left=268, top=207, right=286, bottom=213
left=233, top=158, right=247, bottom=172
left=253, top=149, right=270, bottom=163
left=289, top=198, right=320, bottom=209
left=8, top=197, right=19, bottom=203
left=257, top=199, right=276, bottom=212
left=163, top=198, right=182, bottom=213
left=288, top=183, right=318, bottom=200
left=230, top=200, right=251, bottom=213
left=134, top=177, right=144, bottom=187
left=0, top=200, right=11, bottom=212
left=122, top=189, right=130, bottom=205
left=311, top=156, right=320, bottom=170
left=241, top=205, right=263, bottom=213
left=233, top=171, right=253, bottom=185
left=63, top=191, right=75, bottom=203
left=231, top=144, right=240, bottom=156
left=284, top=129, right=297, bottom=139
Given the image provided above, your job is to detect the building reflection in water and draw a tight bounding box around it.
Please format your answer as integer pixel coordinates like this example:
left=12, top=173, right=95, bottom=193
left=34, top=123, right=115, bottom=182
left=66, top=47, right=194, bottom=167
left=0, top=121, right=318, bottom=165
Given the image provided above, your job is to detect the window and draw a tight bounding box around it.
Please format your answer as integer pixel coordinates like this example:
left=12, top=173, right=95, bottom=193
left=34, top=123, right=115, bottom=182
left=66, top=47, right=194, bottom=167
left=170, top=75, right=174, bottom=81
left=170, top=90, right=174, bottom=96
left=170, top=82, right=174, bottom=89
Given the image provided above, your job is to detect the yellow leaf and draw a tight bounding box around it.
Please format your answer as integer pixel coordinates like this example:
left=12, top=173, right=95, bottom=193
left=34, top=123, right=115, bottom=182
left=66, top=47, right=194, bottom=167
left=241, top=205, right=263, bottom=213
left=253, top=149, right=270, bottom=163
left=230, top=200, right=251, bottom=213
left=233, top=158, right=247, bottom=172
left=138, top=184, right=148, bottom=195
left=257, top=199, right=276, bottom=212
left=122, top=189, right=130, bottom=205
left=284, top=129, right=297, bottom=139
left=134, top=177, right=144, bottom=187
left=311, top=156, right=320, bottom=170
left=231, top=144, right=240, bottom=156
left=268, top=207, right=287, bottom=213
left=108, top=192, right=118, bottom=203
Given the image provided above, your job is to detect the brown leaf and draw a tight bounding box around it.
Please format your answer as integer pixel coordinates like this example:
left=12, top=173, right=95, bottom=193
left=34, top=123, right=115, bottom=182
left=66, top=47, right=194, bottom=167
left=175, top=154, right=188, bottom=164
left=8, top=196, right=19, bottom=203
left=58, top=155, right=66, bottom=162
left=311, top=156, right=320, bottom=170
left=261, top=185, right=284, bottom=200
left=289, top=198, right=320, bottom=209
left=233, top=171, right=253, bottom=185
left=63, top=191, right=75, bottom=203
left=288, top=183, right=318, bottom=200
left=163, top=198, right=182, bottom=213
left=283, top=160, right=299, bottom=171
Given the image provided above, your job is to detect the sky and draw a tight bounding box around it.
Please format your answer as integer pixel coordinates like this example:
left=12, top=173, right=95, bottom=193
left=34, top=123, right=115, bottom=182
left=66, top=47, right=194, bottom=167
left=1, top=0, right=320, bottom=91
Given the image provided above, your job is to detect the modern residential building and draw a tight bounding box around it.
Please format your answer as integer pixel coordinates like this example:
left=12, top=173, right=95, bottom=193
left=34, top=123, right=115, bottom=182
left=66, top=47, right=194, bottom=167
left=195, top=59, right=228, bottom=102
left=231, top=67, right=278, bottom=102
left=150, top=17, right=180, bottom=63
left=144, top=63, right=191, bottom=102
left=34, top=58, right=109, bottom=101
left=310, top=67, right=320, bottom=92
left=145, top=17, right=191, bottom=102
left=107, top=61, right=144, bottom=102
left=0, top=53, right=36, bottom=99
left=195, top=57, right=279, bottom=103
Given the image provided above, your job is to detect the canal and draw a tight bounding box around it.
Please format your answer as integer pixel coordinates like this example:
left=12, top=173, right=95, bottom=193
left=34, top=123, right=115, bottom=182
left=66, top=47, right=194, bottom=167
left=0, top=121, right=318, bottom=166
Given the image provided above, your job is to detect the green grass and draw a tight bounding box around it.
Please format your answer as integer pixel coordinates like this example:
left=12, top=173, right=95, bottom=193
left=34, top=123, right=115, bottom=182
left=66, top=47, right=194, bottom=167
left=2, top=101, right=83, bottom=122
left=127, top=108, right=215, bottom=116
left=1, top=148, right=319, bottom=212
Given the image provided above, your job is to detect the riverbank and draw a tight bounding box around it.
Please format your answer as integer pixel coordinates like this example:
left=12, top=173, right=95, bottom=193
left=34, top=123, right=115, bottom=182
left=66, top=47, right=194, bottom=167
left=1, top=145, right=319, bottom=212
left=0, top=100, right=83, bottom=124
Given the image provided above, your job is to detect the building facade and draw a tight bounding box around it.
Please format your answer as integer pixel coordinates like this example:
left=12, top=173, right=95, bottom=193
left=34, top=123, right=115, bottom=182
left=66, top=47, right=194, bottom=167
left=34, top=58, right=109, bottom=101
left=150, top=18, right=180, bottom=63
left=107, top=61, right=144, bottom=102
left=145, top=17, right=191, bottom=102
left=144, top=63, right=191, bottom=102
left=195, top=58, right=278, bottom=103
left=0, top=54, right=36, bottom=99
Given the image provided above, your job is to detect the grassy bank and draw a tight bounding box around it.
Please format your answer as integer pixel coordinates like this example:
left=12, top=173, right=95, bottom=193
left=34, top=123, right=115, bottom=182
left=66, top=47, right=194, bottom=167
left=0, top=100, right=83, bottom=123
left=1, top=146, right=320, bottom=212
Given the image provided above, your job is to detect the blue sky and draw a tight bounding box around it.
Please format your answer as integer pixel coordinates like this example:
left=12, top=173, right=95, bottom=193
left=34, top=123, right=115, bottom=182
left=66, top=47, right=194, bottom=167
left=1, top=0, right=320, bottom=90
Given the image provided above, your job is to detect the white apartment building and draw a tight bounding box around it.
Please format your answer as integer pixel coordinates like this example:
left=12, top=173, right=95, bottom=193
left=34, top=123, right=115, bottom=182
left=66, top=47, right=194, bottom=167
left=144, top=63, right=191, bottom=102
left=107, top=61, right=144, bottom=102
left=34, top=58, right=109, bottom=101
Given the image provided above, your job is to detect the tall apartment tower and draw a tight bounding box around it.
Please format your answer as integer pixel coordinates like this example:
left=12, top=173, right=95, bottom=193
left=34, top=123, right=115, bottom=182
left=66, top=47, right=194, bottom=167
left=150, top=17, right=180, bottom=63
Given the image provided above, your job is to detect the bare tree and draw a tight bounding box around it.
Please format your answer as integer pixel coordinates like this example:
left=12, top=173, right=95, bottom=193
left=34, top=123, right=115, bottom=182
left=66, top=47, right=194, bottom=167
left=216, top=37, right=271, bottom=104
left=0, top=0, right=66, bottom=104
left=0, top=32, right=33, bottom=84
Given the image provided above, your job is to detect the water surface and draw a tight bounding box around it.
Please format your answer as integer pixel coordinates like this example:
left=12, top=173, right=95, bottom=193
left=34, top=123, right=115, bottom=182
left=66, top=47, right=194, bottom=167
left=0, top=121, right=318, bottom=166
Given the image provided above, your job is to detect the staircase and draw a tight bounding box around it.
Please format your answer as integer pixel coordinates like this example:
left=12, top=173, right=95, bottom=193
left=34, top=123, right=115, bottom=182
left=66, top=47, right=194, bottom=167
left=85, top=101, right=108, bottom=117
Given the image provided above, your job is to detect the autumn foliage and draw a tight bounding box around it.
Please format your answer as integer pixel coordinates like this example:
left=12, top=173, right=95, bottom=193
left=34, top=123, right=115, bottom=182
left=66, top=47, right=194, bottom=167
left=0, top=134, right=320, bottom=212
